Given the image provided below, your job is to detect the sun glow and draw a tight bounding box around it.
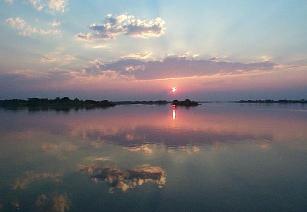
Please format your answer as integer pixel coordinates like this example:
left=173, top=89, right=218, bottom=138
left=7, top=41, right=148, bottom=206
left=171, top=87, right=177, bottom=93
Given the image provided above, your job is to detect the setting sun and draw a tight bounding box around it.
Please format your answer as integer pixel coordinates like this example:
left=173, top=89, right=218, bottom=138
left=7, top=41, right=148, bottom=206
left=1, top=1, right=307, bottom=211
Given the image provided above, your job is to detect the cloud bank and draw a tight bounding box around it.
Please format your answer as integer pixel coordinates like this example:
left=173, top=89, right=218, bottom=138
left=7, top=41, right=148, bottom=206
left=84, top=56, right=275, bottom=80
left=77, top=14, right=165, bottom=41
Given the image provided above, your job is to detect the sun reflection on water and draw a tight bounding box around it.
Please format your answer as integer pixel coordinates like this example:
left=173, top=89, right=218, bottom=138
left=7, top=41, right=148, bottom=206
left=172, top=106, right=176, bottom=120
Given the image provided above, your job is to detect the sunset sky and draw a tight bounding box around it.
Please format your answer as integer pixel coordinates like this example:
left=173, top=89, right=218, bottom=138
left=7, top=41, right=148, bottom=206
left=0, top=0, right=307, bottom=100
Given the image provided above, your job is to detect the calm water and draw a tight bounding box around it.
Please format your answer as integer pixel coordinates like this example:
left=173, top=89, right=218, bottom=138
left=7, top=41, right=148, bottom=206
left=1, top=103, right=307, bottom=212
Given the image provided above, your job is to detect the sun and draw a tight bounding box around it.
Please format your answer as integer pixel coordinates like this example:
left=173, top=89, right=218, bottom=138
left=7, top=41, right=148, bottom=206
left=171, top=87, right=177, bottom=93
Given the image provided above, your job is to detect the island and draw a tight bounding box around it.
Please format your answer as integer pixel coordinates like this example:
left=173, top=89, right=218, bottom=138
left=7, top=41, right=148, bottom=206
left=172, top=99, right=200, bottom=107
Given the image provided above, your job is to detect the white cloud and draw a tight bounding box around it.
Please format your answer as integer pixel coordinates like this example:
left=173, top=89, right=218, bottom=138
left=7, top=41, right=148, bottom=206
left=40, top=50, right=76, bottom=65
left=50, top=20, right=61, bottom=27
left=89, top=59, right=104, bottom=68
left=91, top=45, right=108, bottom=49
left=82, top=43, right=109, bottom=49
left=27, top=0, right=44, bottom=11
left=47, top=0, right=66, bottom=12
left=260, top=55, right=272, bottom=62
left=77, top=14, right=165, bottom=41
left=8, top=0, right=68, bottom=12
left=6, top=17, right=61, bottom=37
left=121, top=51, right=152, bottom=60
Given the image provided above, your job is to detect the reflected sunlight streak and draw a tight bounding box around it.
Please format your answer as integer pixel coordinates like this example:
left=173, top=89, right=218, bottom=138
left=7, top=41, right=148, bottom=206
left=172, top=108, right=176, bottom=120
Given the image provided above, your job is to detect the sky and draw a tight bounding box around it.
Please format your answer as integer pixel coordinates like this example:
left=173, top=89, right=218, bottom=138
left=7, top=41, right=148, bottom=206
left=0, top=0, right=307, bottom=100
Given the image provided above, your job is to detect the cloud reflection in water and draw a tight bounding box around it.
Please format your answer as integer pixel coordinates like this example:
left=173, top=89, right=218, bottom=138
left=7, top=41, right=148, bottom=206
left=13, top=172, right=62, bottom=190
left=80, top=164, right=166, bottom=193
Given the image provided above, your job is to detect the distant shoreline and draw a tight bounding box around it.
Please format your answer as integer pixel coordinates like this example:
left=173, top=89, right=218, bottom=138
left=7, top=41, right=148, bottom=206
left=0, top=98, right=199, bottom=111
left=0, top=98, right=306, bottom=112
left=234, top=99, right=307, bottom=104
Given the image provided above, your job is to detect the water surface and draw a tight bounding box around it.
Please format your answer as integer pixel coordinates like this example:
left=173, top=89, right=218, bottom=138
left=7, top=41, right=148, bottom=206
left=1, top=103, right=307, bottom=211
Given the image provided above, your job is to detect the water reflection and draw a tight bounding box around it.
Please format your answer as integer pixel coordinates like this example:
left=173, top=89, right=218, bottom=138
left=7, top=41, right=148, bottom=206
left=168, top=145, right=200, bottom=154
left=35, top=193, right=70, bottom=212
left=13, top=172, right=62, bottom=190
left=2, top=104, right=307, bottom=147
left=172, top=106, right=176, bottom=120
left=80, top=164, right=166, bottom=193
left=1, top=104, right=307, bottom=211
left=124, top=144, right=153, bottom=155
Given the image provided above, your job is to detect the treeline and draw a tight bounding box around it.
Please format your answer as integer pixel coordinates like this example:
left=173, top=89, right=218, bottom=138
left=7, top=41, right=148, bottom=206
left=237, top=99, right=307, bottom=104
left=0, top=97, right=171, bottom=111
left=0, top=97, right=115, bottom=111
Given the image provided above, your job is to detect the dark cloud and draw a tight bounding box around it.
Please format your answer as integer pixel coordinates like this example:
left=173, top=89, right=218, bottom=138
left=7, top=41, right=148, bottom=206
left=84, top=56, right=275, bottom=80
